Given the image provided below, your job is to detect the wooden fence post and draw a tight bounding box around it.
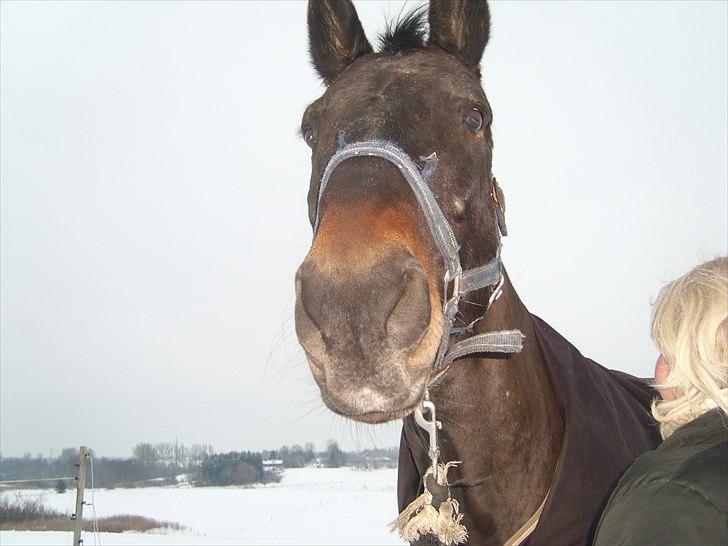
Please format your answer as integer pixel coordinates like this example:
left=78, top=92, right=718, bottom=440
left=72, top=446, right=87, bottom=546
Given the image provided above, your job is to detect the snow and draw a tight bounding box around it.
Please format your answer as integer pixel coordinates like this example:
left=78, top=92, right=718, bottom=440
left=0, top=467, right=406, bottom=545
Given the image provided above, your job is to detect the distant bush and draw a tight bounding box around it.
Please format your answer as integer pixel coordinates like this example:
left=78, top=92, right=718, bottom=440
left=93, top=514, right=183, bottom=533
left=0, top=495, right=182, bottom=532
left=0, top=495, right=63, bottom=525
left=54, top=480, right=67, bottom=494
left=192, top=451, right=269, bottom=487
left=263, top=468, right=283, bottom=484
left=325, top=441, right=346, bottom=468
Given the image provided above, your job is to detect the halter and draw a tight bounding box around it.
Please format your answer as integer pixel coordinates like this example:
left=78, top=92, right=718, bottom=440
left=314, top=139, right=529, bottom=544
left=313, top=139, right=525, bottom=371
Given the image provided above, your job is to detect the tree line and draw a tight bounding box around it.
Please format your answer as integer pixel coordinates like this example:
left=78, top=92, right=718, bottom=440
left=0, top=441, right=397, bottom=489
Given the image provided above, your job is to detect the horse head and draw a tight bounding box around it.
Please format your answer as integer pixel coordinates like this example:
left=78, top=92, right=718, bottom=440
left=295, top=0, right=500, bottom=423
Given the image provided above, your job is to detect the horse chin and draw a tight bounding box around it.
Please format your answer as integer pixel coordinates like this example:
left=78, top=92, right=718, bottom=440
left=301, top=318, right=442, bottom=423
left=320, top=390, right=423, bottom=424
left=307, top=358, right=430, bottom=424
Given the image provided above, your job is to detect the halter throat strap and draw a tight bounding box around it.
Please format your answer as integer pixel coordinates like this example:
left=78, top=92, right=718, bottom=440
left=314, top=139, right=523, bottom=369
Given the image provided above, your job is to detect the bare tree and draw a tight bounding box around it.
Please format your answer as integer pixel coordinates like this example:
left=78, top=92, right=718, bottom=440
left=132, top=443, right=159, bottom=469
left=155, top=442, right=175, bottom=467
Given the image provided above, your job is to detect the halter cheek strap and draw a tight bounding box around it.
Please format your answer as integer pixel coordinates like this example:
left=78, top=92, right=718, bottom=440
left=314, top=139, right=524, bottom=370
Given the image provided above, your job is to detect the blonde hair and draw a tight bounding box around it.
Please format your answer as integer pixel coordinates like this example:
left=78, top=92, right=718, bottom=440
left=650, top=256, right=728, bottom=438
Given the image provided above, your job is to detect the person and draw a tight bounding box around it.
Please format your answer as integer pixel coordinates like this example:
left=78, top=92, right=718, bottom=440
left=593, top=256, right=727, bottom=545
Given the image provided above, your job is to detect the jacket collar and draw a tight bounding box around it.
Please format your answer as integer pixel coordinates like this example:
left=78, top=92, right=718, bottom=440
left=659, top=408, right=728, bottom=451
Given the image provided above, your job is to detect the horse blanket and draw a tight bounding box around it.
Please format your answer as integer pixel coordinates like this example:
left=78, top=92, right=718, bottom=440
left=397, top=314, right=662, bottom=545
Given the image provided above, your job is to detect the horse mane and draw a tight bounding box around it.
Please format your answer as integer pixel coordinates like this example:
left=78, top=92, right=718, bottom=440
left=378, top=6, right=427, bottom=54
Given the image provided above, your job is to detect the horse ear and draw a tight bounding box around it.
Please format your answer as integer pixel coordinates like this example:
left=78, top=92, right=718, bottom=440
left=307, top=0, right=373, bottom=84
left=427, top=0, right=490, bottom=71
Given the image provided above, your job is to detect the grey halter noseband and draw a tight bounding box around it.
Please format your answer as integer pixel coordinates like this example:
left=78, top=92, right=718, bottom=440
left=314, top=139, right=524, bottom=370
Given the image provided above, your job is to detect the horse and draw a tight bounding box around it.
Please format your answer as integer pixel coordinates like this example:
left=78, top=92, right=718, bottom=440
left=293, top=1, right=661, bottom=544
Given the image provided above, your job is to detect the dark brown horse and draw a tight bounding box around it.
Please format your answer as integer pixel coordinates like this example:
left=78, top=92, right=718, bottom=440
left=294, top=2, right=660, bottom=544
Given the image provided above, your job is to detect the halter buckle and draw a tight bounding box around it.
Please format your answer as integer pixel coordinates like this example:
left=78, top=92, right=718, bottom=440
left=443, top=270, right=462, bottom=308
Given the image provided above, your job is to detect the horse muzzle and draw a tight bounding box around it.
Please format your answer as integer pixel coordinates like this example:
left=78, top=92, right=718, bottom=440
left=294, top=248, right=437, bottom=420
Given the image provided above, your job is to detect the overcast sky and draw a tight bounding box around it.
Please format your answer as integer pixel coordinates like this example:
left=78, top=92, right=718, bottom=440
left=1, top=1, right=726, bottom=458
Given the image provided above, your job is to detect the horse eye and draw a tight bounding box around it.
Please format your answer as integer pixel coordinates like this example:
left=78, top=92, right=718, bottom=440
left=303, top=127, right=316, bottom=148
left=464, top=109, right=484, bottom=132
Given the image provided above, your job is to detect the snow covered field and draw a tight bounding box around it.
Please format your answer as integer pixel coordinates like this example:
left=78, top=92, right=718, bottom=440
left=0, top=467, right=406, bottom=545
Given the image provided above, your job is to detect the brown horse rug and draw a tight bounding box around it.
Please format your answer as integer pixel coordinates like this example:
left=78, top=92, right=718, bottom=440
left=398, top=315, right=662, bottom=545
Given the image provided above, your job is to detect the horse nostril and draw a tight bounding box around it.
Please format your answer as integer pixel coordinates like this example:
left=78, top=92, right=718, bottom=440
left=295, top=266, right=328, bottom=356
left=296, top=265, right=326, bottom=330
left=385, top=265, right=431, bottom=349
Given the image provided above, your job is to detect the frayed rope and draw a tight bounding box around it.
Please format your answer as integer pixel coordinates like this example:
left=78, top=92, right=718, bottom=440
left=389, top=461, right=468, bottom=545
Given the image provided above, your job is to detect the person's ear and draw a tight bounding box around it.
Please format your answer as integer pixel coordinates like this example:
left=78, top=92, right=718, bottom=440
left=654, top=355, right=676, bottom=401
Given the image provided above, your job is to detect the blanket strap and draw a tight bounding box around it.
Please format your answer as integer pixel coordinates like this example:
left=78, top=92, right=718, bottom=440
left=502, top=485, right=551, bottom=546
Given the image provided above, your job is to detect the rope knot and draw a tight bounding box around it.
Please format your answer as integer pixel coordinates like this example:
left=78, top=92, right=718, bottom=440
left=389, top=461, right=468, bottom=545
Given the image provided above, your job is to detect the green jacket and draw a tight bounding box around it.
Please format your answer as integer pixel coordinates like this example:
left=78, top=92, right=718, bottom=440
left=593, top=408, right=728, bottom=546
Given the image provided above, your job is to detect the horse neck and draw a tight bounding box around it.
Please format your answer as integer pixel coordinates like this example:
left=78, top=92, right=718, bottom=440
left=425, top=270, right=564, bottom=544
